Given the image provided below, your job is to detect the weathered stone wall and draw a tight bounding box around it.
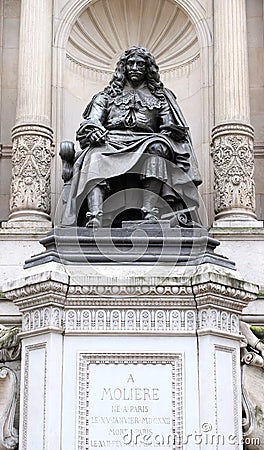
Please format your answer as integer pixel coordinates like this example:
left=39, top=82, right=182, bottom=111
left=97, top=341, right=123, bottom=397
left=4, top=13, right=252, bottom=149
left=0, top=0, right=263, bottom=224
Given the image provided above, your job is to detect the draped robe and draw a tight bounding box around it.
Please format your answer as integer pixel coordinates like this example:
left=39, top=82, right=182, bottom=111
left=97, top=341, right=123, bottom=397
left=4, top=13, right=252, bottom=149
left=61, top=82, right=201, bottom=226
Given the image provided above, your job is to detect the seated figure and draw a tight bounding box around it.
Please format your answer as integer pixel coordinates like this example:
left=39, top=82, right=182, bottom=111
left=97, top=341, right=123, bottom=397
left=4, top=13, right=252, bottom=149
left=60, top=46, right=202, bottom=227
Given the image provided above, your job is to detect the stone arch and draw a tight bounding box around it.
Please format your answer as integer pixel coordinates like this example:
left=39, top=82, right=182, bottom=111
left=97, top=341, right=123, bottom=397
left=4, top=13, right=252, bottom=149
left=54, top=0, right=212, bottom=52
left=52, top=0, right=213, bottom=224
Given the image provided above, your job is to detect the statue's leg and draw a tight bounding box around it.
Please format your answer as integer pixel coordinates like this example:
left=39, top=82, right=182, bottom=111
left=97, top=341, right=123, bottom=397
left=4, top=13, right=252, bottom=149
left=86, top=185, right=104, bottom=227
left=142, top=177, right=162, bottom=221
left=141, top=142, right=170, bottom=221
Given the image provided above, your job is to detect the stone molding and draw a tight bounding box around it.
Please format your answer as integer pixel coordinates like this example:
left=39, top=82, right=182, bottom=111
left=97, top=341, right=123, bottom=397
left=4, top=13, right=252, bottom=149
left=9, top=124, right=54, bottom=220
left=0, top=367, right=19, bottom=450
left=212, top=123, right=254, bottom=140
left=5, top=279, right=68, bottom=306
left=3, top=264, right=257, bottom=337
left=22, top=343, right=47, bottom=450
left=211, top=123, right=256, bottom=220
left=213, top=345, right=239, bottom=442
left=66, top=52, right=201, bottom=83
left=6, top=277, right=256, bottom=311
left=78, top=352, right=182, bottom=450
left=0, top=145, right=12, bottom=159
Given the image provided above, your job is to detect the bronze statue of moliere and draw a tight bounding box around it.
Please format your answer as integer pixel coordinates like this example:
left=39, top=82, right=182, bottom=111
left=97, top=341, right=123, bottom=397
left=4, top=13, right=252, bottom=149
left=60, top=46, right=202, bottom=228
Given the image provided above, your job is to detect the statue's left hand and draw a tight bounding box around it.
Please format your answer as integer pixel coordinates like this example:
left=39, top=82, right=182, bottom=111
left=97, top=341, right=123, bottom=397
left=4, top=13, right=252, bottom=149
left=160, top=129, right=171, bottom=136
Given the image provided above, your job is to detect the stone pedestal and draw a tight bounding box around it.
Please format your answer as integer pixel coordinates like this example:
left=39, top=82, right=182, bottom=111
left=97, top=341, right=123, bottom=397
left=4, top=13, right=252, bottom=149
left=3, top=260, right=257, bottom=450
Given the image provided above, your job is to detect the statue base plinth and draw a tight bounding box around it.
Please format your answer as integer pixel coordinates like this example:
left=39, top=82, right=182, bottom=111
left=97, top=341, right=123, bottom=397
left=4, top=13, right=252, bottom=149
left=24, top=222, right=235, bottom=269
left=3, top=257, right=258, bottom=450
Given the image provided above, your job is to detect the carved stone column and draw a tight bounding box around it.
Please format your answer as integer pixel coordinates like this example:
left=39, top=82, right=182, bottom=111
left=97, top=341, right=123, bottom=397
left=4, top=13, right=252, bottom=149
left=212, top=0, right=259, bottom=225
left=7, top=0, right=53, bottom=227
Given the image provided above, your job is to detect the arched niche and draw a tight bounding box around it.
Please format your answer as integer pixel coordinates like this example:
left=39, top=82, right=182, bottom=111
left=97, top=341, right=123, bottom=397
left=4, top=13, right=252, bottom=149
left=52, top=0, right=213, bottom=224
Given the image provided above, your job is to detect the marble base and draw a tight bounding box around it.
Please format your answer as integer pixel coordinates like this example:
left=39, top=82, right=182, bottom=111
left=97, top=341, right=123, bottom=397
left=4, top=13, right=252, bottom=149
left=211, top=227, right=264, bottom=289
left=0, top=227, right=49, bottom=290
left=24, top=224, right=235, bottom=269
left=1, top=220, right=52, bottom=230
left=3, top=260, right=258, bottom=450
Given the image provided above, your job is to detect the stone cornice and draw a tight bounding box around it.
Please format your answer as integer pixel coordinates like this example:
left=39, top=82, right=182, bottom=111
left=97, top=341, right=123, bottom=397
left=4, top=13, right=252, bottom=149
left=2, top=262, right=258, bottom=337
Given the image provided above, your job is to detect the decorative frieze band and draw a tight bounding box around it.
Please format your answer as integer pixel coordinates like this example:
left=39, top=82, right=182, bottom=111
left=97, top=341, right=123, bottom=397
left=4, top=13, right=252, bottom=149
left=23, top=307, right=63, bottom=333
left=66, top=309, right=196, bottom=334
left=20, top=306, right=240, bottom=335
left=67, top=283, right=193, bottom=297
left=198, top=309, right=239, bottom=334
left=211, top=123, right=256, bottom=219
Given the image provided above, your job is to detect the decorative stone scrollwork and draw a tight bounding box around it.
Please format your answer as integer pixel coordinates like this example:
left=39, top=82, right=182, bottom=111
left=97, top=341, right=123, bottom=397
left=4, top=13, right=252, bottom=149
left=198, top=309, right=239, bottom=334
left=0, top=367, right=19, bottom=450
left=9, top=125, right=53, bottom=217
left=211, top=123, right=256, bottom=219
left=240, top=322, right=264, bottom=448
left=0, top=327, right=21, bottom=363
left=240, top=322, right=264, bottom=369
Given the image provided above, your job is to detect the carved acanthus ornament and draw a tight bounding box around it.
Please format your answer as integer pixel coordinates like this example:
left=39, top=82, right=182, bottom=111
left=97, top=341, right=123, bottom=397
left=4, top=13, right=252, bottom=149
left=0, top=326, right=21, bottom=363
left=211, top=124, right=255, bottom=218
left=10, top=125, right=53, bottom=216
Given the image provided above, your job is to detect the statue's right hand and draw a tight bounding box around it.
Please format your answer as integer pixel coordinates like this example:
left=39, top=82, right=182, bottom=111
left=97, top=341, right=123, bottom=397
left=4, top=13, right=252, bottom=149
left=89, top=129, right=106, bottom=145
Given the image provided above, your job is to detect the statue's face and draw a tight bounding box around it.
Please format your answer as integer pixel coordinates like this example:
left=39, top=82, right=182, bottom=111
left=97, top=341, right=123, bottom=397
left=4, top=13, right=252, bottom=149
left=126, top=54, right=147, bottom=85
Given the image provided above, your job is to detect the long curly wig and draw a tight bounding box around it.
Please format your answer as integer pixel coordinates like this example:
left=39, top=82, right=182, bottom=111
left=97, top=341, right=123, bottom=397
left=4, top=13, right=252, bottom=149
left=104, top=46, right=165, bottom=99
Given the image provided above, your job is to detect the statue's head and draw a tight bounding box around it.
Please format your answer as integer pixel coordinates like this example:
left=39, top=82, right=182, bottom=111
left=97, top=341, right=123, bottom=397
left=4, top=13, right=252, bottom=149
left=105, top=46, right=164, bottom=98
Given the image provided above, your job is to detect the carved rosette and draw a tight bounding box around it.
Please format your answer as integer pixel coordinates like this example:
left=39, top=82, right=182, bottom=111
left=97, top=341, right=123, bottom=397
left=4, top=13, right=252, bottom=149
left=211, top=123, right=256, bottom=220
left=9, top=125, right=53, bottom=219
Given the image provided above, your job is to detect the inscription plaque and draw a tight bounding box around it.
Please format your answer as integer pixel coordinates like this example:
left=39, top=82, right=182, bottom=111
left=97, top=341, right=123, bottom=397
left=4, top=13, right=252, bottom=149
left=78, top=354, right=183, bottom=450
